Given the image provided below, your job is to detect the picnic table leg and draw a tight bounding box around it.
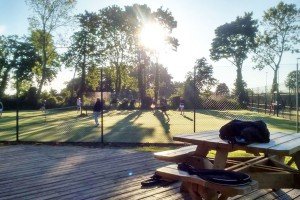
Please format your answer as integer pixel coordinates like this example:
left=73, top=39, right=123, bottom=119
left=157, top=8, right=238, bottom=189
left=293, top=151, right=300, bottom=170
left=184, top=182, right=202, bottom=200
left=197, top=185, right=218, bottom=200
left=194, top=145, right=210, bottom=157
left=270, top=155, right=285, bottom=163
left=213, top=149, right=229, bottom=169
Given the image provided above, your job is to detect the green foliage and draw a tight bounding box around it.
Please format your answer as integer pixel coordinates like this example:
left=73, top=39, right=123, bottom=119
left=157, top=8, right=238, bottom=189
left=141, top=96, right=153, bottom=109
left=86, top=65, right=100, bottom=91
left=215, top=83, right=230, bottom=96
left=63, top=11, right=103, bottom=100
left=182, top=57, right=216, bottom=109
left=30, top=30, right=59, bottom=84
left=122, top=4, right=178, bottom=108
left=285, top=70, right=300, bottom=91
left=26, top=0, right=76, bottom=97
left=210, top=12, right=258, bottom=62
left=253, top=2, right=300, bottom=93
left=169, top=95, right=181, bottom=109
left=210, top=12, right=258, bottom=105
left=22, top=87, right=38, bottom=109
left=233, top=80, right=249, bottom=107
left=117, top=98, right=130, bottom=110
left=201, top=96, right=240, bottom=110
left=194, top=57, right=217, bottom=92
left=46, top=97, right=59, bottom=108
left=183, top=76, right=200, bottom=109
left=0, top=35, right=38, bottom=98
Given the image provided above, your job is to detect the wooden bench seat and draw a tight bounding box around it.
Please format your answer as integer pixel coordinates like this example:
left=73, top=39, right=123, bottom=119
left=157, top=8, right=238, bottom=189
left=154, top=145, right=197, bottom=162
left=156, top=164, right=258, bottom=199
left=154, top=145, right=260, bottom=169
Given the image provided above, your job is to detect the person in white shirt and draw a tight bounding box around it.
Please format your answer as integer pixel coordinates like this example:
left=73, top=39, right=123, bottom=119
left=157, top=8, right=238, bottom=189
left=77, top=98, right=82, bottom=113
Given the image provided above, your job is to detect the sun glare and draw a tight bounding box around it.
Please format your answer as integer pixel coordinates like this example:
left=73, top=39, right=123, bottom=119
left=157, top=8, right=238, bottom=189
left=139, top=22, right=167, bottom=53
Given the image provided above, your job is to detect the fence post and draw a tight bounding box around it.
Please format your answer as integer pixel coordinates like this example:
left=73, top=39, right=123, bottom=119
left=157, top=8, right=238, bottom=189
left=251, top=91, right=254, bottom=110
left=264, top=93, right=267, bottom=114
left=16, top=78, right=19, bottom=142
left=100, top=68, right=104, bottom=143
left=289, top=91, right=291, bottom=120
left=257, top=93, right=260, bottom=113
left=193, top=65, right=196, bottom=133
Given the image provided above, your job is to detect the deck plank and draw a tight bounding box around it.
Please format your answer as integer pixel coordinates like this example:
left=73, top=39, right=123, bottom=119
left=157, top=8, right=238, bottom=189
left=0, top=145, right=299, bottom=200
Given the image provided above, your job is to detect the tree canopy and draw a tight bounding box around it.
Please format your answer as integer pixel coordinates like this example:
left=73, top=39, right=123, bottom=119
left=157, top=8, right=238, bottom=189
left=253, top=1, right=300, bottom=93
left=26, top=0, right=76, bottom=99
left=210, top=12, right=258, bottom=105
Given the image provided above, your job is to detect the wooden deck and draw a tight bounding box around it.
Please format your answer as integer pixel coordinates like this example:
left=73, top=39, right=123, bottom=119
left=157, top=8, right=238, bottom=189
left=0, top=145, right=299, bottom=200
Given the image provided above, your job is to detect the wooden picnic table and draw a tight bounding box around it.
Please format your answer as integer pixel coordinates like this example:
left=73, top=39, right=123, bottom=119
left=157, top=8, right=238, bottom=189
left=155, top=131, right=300, bottom=200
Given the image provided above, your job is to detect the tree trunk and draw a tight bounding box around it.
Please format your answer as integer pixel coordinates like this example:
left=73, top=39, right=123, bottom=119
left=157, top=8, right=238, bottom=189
left=154, top=63, right=159, bottom=103
left=80, top=63, right=86, bottom=101
left=271, top=68, right=278, bottom=94
left=37, top=27, right=48, bottom=99
left=115, top=63, right=121, bottom=98
left=137, top=50, right=149, bottom=109
left=235, top=66, right=247, bottom=106
left=79, top=37, right=87, bottom=106
left=138, top=63, right=146, bottom=108
left=0, top=68, right=10, bottom=98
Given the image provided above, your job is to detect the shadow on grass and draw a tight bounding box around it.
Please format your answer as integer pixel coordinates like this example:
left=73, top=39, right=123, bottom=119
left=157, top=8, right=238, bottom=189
left=104, top=110, right=155, bottom=143
left=182, top=114, right=193, bottom=121
left=0, top=115, right=17, bottom=139
left=198, top=109, right=295, bottom=131
left=19, top=115, right=97, bottom=142
left=154, top=110, right=170, bottom=134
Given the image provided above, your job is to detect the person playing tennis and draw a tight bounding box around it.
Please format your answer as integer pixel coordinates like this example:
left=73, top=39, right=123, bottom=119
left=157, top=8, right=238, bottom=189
left=179, top=97, right=185, bottom=115
left=93, top=98, right=103, bottom=127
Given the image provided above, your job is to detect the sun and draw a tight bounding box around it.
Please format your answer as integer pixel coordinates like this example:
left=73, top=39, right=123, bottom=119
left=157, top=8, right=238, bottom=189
left=139, top=22, right=167, bottom=53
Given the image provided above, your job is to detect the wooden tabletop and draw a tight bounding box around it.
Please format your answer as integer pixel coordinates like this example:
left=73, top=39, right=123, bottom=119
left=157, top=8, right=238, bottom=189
left=173, top=131, right=300, bottom=156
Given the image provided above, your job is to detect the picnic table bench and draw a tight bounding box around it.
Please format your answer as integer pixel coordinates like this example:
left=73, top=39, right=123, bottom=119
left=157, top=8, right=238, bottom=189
left=154, top=131, right=300, bottom=200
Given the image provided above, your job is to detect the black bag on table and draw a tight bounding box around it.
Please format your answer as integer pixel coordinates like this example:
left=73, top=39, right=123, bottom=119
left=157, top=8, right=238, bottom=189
left=219, top=119, right=270, bottom=145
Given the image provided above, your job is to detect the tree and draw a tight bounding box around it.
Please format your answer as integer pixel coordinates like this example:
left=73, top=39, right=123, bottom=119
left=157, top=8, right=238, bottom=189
left=30, top=30, right=59, bottom=91
left=183, top=58, right=216, bottom=108
left=253, top=2, right=300, bottom=93
left=285, top=70, right=300, bottom=92
left=13, top=37, right=40, bottom=97
left=0, top=35, right=38, bottom=98
left=183, top=76, right=200, bottom=109
left=63, top=11, right=102, bottom=101
left=194, top=58, right=217, bottom=93
left=147, top=63, right=174, bottom=98
left=26, top=0, right=76, bottom=98
left=98, top=5, right=134, bottom=98
left=210, top=12, right=258, bottom=105
left=0, top=35, right=17, bottom=98
left=124, top=4, right=179, bottom=108
left=216, top=83, right=230, bottom=96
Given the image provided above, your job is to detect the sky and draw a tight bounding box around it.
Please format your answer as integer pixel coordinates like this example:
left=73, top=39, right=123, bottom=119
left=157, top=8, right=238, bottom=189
left=0, top=0, right=299, bottom=93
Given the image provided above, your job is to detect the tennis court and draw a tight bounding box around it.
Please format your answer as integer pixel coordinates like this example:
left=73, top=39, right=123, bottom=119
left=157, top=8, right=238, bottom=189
left=0, top=108, right=296, bottom=143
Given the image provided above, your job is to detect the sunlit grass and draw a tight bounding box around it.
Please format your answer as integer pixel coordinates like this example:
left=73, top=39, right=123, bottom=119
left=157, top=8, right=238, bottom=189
left=0, top=109, right=296, bottom=143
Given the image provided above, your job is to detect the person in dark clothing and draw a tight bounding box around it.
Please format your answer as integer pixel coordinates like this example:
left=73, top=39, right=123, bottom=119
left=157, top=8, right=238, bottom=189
left=160, top=98, right=169, bottom=122
left=93, top=98, right=103, bottom=126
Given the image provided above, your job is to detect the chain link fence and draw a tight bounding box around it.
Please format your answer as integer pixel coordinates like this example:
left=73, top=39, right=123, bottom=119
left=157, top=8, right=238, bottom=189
left=0, top=81, right=298, bottom=145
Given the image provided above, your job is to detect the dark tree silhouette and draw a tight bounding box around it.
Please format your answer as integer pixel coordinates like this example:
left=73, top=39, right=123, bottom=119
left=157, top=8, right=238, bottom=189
left=210, top=12, right=258, bottom=105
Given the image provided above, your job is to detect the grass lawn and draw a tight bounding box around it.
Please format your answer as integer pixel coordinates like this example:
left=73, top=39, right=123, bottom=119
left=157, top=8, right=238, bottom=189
left=0, top=109, right=296, bottom=143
